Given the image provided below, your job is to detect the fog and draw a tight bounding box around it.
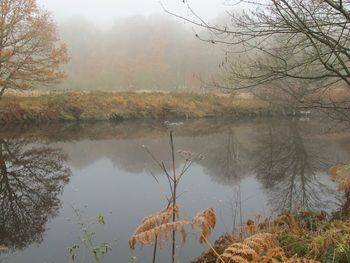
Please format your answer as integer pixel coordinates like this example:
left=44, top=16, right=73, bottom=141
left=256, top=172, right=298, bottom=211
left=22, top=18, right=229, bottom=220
left=37, top=0, right=229, bottom=24
left=35, top=1, right=230, bottom=91
left=57, top=15, right=225, bottom=91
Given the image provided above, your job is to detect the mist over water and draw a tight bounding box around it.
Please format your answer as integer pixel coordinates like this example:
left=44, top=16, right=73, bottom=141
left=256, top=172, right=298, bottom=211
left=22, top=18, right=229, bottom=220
left=0, top=118, right=346, bottom=262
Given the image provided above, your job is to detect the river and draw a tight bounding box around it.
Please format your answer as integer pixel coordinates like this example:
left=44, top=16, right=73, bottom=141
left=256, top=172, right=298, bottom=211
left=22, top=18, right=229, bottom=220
left=0, top=118, right=348, bottom=263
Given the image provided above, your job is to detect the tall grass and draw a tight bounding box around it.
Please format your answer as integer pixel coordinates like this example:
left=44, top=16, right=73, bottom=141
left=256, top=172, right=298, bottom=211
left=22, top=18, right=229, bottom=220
left=0, top=91, right=275, bottom=123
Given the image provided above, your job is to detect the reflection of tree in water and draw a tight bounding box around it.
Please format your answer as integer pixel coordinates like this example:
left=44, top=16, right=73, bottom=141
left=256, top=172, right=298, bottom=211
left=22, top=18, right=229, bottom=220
left=202, top=131, right=251, bottom=185
left=0, top=138, right=71, bottom=251
left=254, top=120, right=335, bottom=212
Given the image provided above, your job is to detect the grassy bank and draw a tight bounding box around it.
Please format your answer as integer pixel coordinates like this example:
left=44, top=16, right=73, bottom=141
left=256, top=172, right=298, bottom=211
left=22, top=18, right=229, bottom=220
left=0, top=91, right=278, bottom=123
left=193, top=211, right=350, bottom=263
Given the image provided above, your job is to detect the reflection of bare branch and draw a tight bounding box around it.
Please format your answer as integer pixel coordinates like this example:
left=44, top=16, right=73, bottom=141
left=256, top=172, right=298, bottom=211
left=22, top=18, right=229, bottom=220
left=253, top=120, right=336, bottom=212
left=168, top=1, right=350, bottom=120
left=204, top=131, right=251, bottom=185
left=0, top=138, right=71, bottom=251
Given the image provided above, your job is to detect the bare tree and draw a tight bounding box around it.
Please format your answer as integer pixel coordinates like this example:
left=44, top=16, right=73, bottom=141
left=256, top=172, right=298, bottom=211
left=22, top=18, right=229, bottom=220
left=0, top=0, right=68, bottom=99
left=166, top=0, right=350, bottom=109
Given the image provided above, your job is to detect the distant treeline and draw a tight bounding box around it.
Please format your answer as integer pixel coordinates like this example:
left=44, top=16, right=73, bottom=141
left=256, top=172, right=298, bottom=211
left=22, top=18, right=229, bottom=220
left=56, top=15, right=222, bottom=91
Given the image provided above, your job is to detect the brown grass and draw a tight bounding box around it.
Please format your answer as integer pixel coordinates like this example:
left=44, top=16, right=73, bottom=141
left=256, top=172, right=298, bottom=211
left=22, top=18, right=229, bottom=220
left=0, top=91, right=276, bottom=123
left=328, top=164, right=350, bottom=195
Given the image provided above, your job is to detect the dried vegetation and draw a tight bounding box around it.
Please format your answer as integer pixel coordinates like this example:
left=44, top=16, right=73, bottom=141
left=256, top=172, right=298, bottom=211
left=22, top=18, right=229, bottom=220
left=0, top=91, right=275, bottom=123
left=129, top=207, right=216, bottom=250
left=193, top=210, right=349, bottom=263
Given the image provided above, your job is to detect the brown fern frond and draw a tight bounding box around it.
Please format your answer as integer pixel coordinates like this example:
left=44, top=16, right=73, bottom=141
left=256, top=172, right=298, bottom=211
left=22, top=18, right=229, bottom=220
left=130, top=206, right=217, bottom=250
left=181, top=223, right=187, bottom=243
left=285, top=258, right=320, bottom=263
left=133, top=205, right=179, bottom=235
left=221, top=243, right=259, bottom=261
left=243, top=233, right=278, bottom=254
left=219, top=233, right=279, bottom=263
left=276, top=214, right=302, bottom=237
left=240, top=216, right=279, bottom=238
left=192, top=234, right=237, bottom=263
left=129, top=220, right=191, bottom=250
left=263, top=247, right=287, bottom=263
left=192, top=208, right=216, bottom=243
left=142, top=205, right=180, bottom=223
left=218, top=232, right=317, bottom=263
left=246, top=219, right=257, bottom=236
left=339, top=174, right=350, bottom=191
left=222, top=255, right=250, bottom=263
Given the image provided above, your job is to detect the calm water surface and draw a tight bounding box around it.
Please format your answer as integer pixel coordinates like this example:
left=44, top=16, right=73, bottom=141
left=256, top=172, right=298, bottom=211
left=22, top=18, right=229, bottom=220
left=0, top=118, right=348, bottom=263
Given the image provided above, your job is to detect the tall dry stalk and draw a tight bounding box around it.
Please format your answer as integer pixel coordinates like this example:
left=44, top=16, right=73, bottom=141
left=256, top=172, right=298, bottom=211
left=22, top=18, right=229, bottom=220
left=170, top=131, right=176, bottom=263
left=130, top=128, right=213, bottom=263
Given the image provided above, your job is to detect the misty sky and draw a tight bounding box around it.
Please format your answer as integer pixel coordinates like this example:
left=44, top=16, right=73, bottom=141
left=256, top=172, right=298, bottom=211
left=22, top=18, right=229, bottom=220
left=37, top=0, right=232, bottom=25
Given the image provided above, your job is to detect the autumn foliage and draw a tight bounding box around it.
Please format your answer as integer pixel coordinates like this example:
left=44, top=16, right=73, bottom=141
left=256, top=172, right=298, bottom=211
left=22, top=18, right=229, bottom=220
left=328, top=165, right=350, bottom=193
left=0, top=92, right=274, bottom=123
left=129, top=207, right=217, bottom=250
left=0, top=0, right=68, bottom=98
left=219, top=232, right=321, bottom=263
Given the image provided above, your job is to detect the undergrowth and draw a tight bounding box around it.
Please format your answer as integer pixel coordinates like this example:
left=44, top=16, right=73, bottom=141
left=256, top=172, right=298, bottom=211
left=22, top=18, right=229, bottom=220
left=193, top=211, right=349, bottom=263
left=0, top=91, right=278, bottom=123
left=193, top=162, right=350, bottom=263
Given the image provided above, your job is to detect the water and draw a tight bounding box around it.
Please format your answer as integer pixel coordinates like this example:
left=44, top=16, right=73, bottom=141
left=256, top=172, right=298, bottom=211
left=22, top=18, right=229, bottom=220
left=0, top=118, right=348, bottom=263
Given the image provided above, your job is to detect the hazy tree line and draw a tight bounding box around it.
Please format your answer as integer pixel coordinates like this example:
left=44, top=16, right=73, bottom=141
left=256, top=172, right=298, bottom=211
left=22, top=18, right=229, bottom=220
left=56, top=15, right=223, bottom=92
left=168, top=0, right=350, bottom=115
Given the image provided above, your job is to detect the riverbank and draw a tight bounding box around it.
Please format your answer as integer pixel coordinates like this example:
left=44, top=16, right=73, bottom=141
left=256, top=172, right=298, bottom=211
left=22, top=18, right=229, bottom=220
left=0, top=91, right=281, bottom=123
left=193, top=210, right=350, bottom=263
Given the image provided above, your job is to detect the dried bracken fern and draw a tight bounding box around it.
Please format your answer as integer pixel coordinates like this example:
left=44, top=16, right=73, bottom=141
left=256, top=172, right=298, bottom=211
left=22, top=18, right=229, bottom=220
left=243, top=233, right=278, bottom=254
left=221, top=243, right=260, bottom=262
left=223, top=255, right=250, bottom=263
left=219, top=233, right=278, bottom=263
left=133, top=205, right=179, bottom=235
left=285, top=258, right=320, bottom=263
left=263, top=247, right=287, bottom=262
left=192, top=234, right=237, bottom=263
left=276, top=214, right=302, bottom=237
left=129, top=207, right=217, bottom=250
left=218, top=233, right=320, bottom=263
left=192, top=208, right=217, bottom=243
left=339, top=174, right=350, bottom=192
left=245, top=219, right=257, bottom=236
left=129, top=220, right=191, bottom=250
left=239, top=215, right=281, bottom=238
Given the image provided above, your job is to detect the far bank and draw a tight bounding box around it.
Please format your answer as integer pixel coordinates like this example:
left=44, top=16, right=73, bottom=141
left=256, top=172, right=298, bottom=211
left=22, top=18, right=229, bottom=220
left=0, top=91, right=296, bottom=124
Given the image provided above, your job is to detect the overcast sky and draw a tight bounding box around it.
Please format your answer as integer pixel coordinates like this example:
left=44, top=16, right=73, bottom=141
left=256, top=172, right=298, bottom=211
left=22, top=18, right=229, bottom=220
left=37, top=0, right=232, bottom=25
